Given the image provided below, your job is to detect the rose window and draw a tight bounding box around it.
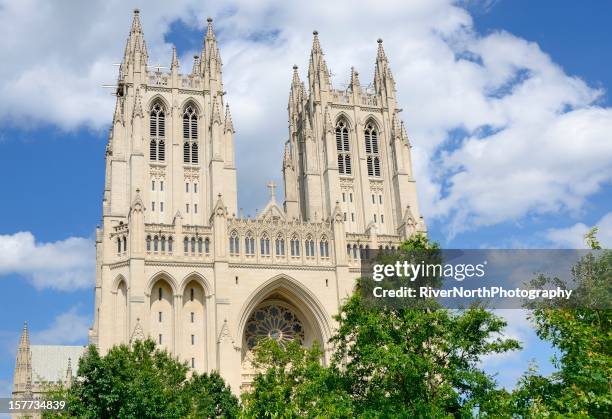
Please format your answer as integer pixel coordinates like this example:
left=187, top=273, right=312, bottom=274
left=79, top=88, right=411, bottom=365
left=245, top=304, right=305, bottom=350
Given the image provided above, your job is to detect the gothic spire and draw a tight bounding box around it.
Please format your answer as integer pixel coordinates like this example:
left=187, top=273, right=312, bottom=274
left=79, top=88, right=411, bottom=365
left=206, top=16, right=216, bottom=41
left=374, top=38, right=395, bottom=97
left=292, top=64, right=301, bottom=86
left=13, top=321, right=32, bottom=395
left=376, top=38, right=388, bottom=62
left=123, top=9, right=148, bottom=65
left=202, top=17, right=223, bottom=88
left=312, top=30, right=322, bottom=53
left=224, top=103, right=234, bottom=133
left=308, top=30, right=331, bottom=93
left=130, top=8, right=143, bottom=34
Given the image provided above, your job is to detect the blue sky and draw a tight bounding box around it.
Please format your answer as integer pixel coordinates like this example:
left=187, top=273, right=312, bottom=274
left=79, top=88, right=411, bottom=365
left=0, top=0, right=611, bottom=396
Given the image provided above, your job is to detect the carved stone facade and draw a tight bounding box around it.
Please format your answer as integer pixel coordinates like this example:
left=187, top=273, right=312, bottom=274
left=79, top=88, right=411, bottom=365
left=14, top=9, right=426, bottom=397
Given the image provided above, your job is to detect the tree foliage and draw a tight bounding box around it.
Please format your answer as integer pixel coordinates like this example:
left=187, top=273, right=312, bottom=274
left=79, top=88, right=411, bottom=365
left=44, top=339, right=239, bottom=419
left=511, top=231, right=611, bottom=417
left=244, top=234, right=520, bottom=417
left=241, top=339, right=353, bottom=418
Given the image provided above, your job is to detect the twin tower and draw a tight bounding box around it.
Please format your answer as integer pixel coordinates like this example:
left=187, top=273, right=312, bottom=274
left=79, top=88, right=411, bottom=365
left=14, top=9, right=428, bottom=397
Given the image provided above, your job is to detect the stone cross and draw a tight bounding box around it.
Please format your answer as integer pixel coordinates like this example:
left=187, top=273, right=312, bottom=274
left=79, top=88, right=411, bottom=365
left=267, top=181, right=277, bottom=200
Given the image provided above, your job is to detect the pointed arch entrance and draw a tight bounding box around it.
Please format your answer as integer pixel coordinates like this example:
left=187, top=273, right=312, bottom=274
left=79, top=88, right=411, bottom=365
left=237, top=275, right=332, bottom=389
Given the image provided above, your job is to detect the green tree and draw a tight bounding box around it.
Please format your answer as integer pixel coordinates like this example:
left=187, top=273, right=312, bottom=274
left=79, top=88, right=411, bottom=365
left=244, top=235, right=520, bottom=417
left=241, top=339, right=353, bottom=418
left=513, top=231, right=611, bottom=417
left=44, top=339, right=239, bottom=419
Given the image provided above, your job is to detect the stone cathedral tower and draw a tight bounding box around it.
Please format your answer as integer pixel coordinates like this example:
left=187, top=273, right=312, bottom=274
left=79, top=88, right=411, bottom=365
left=283, top=32, right=424, bottom=238
left=14, top=10, right=426, bottom=398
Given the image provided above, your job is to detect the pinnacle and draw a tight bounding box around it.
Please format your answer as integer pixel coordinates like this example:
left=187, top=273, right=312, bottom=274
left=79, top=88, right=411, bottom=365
left=311, top=30, right=322, bottom=54
left=376, top=37, right=388, bottom=62
left=224, top=103, right=235, bottom=133
left=19, top=321, right=29, bottom=346
left=123, top=9, right=147, bottom=63
left=192, top=55, right=200, bottom=74
left=130, top=9, right=143, bottom=34
left=292, top=65, right=301, bottom=85
left=171, top=45, right=179, bottom=70
left=206, top=16, right=216, bottom=40
left=350, top=67, right=361, bottom=90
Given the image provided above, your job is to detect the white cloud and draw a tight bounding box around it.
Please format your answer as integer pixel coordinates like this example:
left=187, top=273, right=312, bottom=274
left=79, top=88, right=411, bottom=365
left=0, top=0, right=610, bottom=237
left=0, top=232, right=94, bottom=290
left=32, top=307, right=91, bottom=345
left=545, top=212, right=612, bottom=248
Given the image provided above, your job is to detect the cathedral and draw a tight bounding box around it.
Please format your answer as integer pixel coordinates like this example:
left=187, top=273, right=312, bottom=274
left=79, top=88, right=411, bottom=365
left=13, top=9, right=426, bottom=398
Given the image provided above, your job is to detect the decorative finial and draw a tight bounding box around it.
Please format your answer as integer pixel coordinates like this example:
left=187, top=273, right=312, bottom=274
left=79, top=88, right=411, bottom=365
left=313, top=30, right=318, bottom=35
left=194, top=54, right=199, bottom=60
left=134, top=8, right=140, bottom=14
left=207, top=17, right=213, bottom=23
left=293, top=64, right=298, bottom=70
left=377, top=38, right=383, bottom=44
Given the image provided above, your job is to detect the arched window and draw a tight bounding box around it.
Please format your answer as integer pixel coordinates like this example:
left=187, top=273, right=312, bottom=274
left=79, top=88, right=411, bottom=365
left=204, top=238, right=210, bottom=254
left=305, top=236, right=315, bottom=257
left=197, top=237, right=203, bottom=254
left=245, top=233, right=255, bottom=255
left=320, top=237, right=329, bottom=258
left=290, top=235, right=300, bottom=257
left=168, top=236, right=173, bottom=253
left=117, top=238, right=121, bottom=253
left=260, top=234, right=270, bottom=256
left=275, top=236, right=285, bottom=256
left=146, top=235, right=151, bottom=252
left=335, top=119, right=351, bottom=175
left=160, top=236, right=166, bottom=252
left=191, top=237, right=196, bottom=254
left=153, top=236, right=159, bottom=252
left=150, top=103, right=165, bottom=161
left=184, top=237, right=189, bottom=254
left=365, top=122, right=381, bottom=177
left=229, top=231, right=239, bottom=255
left=183, top=105, right=198, bottom=164
left=123, top=237, right=127, bottom=252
